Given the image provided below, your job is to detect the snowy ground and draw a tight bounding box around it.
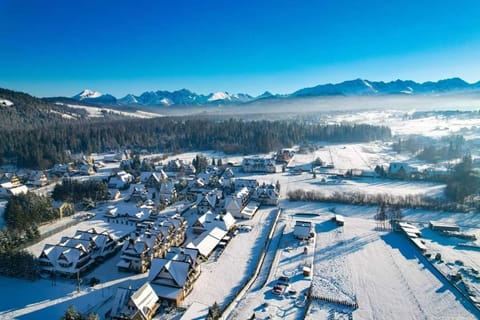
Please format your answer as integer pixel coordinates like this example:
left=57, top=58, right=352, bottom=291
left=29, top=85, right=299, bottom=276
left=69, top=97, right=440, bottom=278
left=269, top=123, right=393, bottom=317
left=284, top=206, right=480, bottom=320
left=61, top=103, right=163, bottom=119
left=181, top=207, right=277, bottom=309
left=226, top=215, right=314, bottom=320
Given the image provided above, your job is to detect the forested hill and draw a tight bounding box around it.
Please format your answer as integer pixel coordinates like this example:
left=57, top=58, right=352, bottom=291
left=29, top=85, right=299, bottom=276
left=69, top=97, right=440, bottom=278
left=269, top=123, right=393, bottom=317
left=0, top=88, right=392, bottom=169
left=0, top=88, right=90, bottom=130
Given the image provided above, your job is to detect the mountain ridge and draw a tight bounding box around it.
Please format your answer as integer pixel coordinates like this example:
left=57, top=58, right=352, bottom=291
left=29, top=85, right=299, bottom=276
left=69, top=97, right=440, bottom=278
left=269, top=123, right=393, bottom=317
left=59, top=77, right=480, bottom=107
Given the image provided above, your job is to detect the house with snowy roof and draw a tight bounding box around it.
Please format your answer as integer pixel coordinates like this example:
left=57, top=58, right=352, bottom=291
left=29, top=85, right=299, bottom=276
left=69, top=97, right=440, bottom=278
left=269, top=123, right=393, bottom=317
left=26, top=170, right=48, bottom=187
left=141, top=171, right=168, bottom=188
left=108, top=171, right=134, bottom=189
left=234, top=178, right=258, bottom=191
left=159, top=181, right=177, bottom=203
left=388, top=162, right=418, bottom=178
left=148, top=248, right=200, bottom=306
left=241, top=156, right=276, bottom=173
left=110, top=282, right=160, bottom=320
left=196, top=191, right=219, bottom=214
left=224, top=187, right=251, bottom=218
left=252, top=183, right=280, bottom=206
left=117, top=233, right=162, bottom=273
left=70, top=228, right=117, bottom=260
left=192, top=211, right=236, bottom=234
left=186, top=227, right=227, bottom=258
left=38, top=243, right=93, bottom=277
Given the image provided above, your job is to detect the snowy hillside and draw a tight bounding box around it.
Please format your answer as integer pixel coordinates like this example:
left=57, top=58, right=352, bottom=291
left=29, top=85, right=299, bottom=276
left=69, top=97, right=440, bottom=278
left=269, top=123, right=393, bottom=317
left=0, top=98, right=13, bottom=106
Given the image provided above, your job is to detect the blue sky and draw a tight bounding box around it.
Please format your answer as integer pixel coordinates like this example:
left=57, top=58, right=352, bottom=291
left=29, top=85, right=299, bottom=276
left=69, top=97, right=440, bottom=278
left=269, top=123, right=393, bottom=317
left=1, top=0, right=479, bottom=97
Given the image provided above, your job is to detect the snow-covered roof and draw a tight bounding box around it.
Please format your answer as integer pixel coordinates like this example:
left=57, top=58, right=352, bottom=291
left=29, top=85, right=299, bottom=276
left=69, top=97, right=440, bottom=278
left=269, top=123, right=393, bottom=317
left=148, top=258, right=190, bottom=288
left=187, top=227, right=226, bottom=257
left=7, top=185, right=28, bottom=196
left=130, top=282, right=159, bottom=319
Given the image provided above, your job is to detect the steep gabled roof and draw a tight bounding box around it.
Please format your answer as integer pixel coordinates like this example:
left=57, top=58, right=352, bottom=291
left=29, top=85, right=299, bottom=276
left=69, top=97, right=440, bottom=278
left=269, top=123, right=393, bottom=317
left=148, top=258, right=190, bottom=288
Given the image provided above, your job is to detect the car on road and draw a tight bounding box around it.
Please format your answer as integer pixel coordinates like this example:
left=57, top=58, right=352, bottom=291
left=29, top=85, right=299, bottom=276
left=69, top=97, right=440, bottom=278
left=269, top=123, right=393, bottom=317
left=238, top=225, right=253, bottom=232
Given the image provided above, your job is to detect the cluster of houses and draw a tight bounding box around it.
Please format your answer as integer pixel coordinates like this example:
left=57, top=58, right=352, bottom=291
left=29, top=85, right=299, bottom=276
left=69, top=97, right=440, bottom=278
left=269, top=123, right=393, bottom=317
left=108, top=246, right=201, bottom=319
left=116, top=212, right=187, bottom=273
left=38, top=228, right=118, bottom=277
left=23, top=152, right=283, bottom=319
left=387, top=162, right=452, bottom=180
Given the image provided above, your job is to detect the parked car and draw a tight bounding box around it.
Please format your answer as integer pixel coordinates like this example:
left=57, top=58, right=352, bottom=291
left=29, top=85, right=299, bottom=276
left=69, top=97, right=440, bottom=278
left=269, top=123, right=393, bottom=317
left=278, top=276, right=290, bottom=285
left=272, top=283, right=289, bottom=295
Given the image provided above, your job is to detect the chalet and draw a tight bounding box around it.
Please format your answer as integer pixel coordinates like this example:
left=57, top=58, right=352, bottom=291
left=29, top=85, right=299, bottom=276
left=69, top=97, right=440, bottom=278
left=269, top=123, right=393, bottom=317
left=141, top=171, right=168, bottom=188
left=39, top=228, right=117, bottom=276
left=109, top=171, right=134, bottom=189
left=252, top=183, right=279, bottom=206
left=26, top=171, right=48, bottom=187
left=388, top=162, right=418, bottom=178
left=51, top=163, right=73, bottom=176
left=234, top=178, right=258, bottom=191
left=53, top=201, right=74, bottom=219
left=192, top=211, right=236, bottom=234
left=158, top=181, right=177, bottom=203
left=117, top=233, right=161, bottom=273
left=293, top=220, right=313, bottom=240
left=242, top=157, right=276, bottom=173
left=197, top=172, right=213, bottom=186
left=70, top=228, right=117, bottom=259
left=148, top=248, right=200, bottom=306
left=0, top=183, right=28, bottom=197
left=38, top=243, right=93, bottom=277
left=8, top=172, right=22, bottom=186
left=196, top=191, right=219, bottom=214
left=118, top=215, right=187, bottom=273
left=79, top=164, right=95, bottom=175
left=276, top=148, right=295, bottom=163
left=110, top=282, right=160, bottom=320
left=128, top=185, right=148, bottom=203
left=186, top=227, right=227, bottom=258
left=224, top=187, right=250, bottom=218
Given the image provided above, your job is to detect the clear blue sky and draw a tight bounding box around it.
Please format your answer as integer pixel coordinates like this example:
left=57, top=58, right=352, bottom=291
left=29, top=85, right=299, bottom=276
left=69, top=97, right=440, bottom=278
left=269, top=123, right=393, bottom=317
left=1, top=0, right=479, bottom=97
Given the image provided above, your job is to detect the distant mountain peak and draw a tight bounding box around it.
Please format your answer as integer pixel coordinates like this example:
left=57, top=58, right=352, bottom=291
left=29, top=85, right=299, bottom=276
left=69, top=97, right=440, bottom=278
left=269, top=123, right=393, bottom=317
left=73, top=89, right=102, bottom=100
left=208, top=92, right=232, bottom=101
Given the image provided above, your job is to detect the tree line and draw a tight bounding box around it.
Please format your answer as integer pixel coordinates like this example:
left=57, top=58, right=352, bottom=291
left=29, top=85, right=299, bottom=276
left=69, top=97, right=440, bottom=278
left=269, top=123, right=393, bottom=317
left=52, top=178, right=109, bottom=203
left=287, top=189, right=477, bottom=212
left=0, top=116, right=392, bottom=169
left=0, top=192, right=67, bottom=279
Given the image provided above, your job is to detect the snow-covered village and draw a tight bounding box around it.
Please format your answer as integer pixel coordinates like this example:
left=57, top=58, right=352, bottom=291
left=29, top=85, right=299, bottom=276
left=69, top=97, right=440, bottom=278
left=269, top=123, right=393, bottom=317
left=2, top=2, right=480, bottom=319
left=0, top=106, right=479, bottom=320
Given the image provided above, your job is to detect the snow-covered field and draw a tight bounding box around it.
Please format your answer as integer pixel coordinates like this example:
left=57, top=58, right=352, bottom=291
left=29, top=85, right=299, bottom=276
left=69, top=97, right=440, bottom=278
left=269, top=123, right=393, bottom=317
left=61, top=103, right=163, bottom=119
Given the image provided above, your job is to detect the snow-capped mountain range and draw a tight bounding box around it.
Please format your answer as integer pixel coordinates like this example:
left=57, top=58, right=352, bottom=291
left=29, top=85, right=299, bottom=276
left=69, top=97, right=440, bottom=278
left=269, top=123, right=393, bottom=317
left=71, top=78, right=480, bottom=107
